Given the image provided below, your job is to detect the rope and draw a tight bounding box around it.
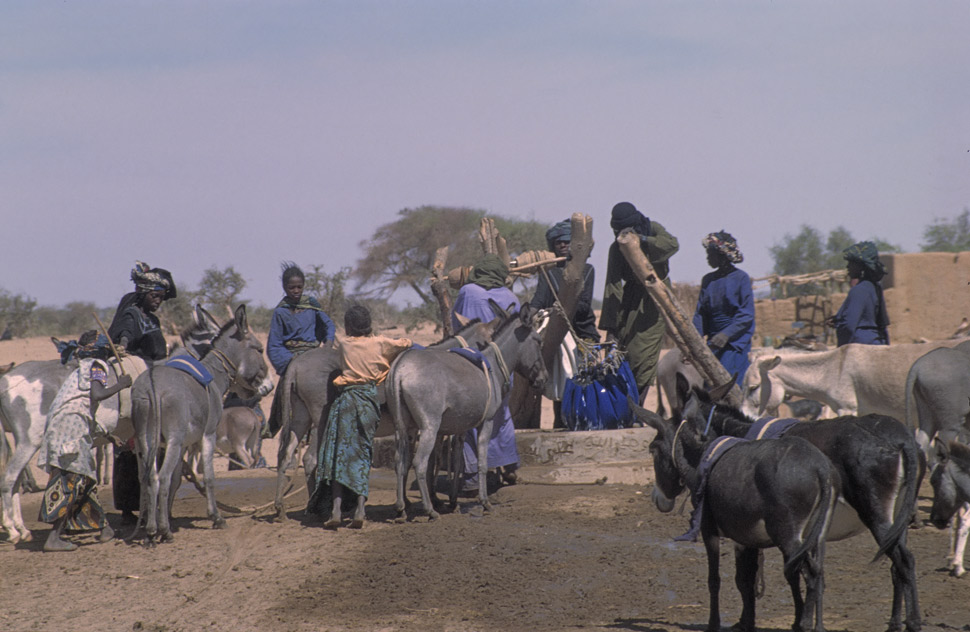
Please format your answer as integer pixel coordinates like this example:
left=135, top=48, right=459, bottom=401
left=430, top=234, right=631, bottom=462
left=538, top=265, right=592, bottom=358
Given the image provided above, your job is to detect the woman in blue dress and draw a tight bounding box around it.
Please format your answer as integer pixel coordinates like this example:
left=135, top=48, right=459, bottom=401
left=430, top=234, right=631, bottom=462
left=692, top=231, right=756, bottom=383
left=827, top=241, right=890, bottom=346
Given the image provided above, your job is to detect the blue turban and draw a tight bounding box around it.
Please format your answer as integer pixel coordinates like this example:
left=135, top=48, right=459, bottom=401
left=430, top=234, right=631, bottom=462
left=545, top=220, right=572, bottom=251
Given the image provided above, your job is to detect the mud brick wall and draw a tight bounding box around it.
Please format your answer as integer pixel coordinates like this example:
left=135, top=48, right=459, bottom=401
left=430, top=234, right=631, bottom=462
left=754, top=251, right=970, bottom=346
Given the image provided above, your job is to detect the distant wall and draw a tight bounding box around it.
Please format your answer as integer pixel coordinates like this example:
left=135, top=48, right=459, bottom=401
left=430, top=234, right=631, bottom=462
left=754, top=251, right=970, bottom=345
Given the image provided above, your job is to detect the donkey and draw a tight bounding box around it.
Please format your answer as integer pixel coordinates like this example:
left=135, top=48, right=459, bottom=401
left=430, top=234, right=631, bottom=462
left=386, top=303, right=547, bottom=521
left=928, top=439, right=970, bottom=577
left=903, top=340, right=970, bottom=456
left=1, top=357, right=77, bottom=542
left=681, top=377, right=923, bottom=632
left=130, top=304, right=272, bottom=544
left=270, top=317, right=499, bottom=520
left=634, top=395, right=839, bottom=632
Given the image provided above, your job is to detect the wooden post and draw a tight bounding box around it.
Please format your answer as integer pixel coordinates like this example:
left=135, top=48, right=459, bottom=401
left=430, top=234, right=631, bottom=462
left=615, top=230, right=742, bottom=406
left=430, top=246, right=454, bottom=338
left=539, top=213, right=593, bottom=371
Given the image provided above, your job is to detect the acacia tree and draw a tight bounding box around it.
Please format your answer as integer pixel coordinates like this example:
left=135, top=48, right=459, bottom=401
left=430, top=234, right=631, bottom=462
left=196, top=265, right=247, bottom=320
left=354, top=205, right=547, bottom=304
left=922, top=209, right=970, bottom=252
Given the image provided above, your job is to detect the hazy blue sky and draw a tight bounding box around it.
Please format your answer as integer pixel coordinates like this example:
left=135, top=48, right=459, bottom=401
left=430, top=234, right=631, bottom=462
left=2, top=1, right=968, bottom=310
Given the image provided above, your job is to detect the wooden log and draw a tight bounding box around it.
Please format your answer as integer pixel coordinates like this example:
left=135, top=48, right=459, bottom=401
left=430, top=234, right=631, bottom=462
left=430, top=246, right=454, bottom=338
left=615, top=230, right=742, bottom=406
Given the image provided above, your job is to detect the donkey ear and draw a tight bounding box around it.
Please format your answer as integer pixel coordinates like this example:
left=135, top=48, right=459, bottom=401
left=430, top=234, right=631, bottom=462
left=233, top=304, right=248, bottom=331
left=518, top=303, right=540, bottom=328
left=454, top=312, right=471, bottom=328
left=487, top=298, right=511, bottom=321
left=763, top=355, right=782, bottom=371
left=628, top=395, right=664, bottom=431
left=708, top=374, right=737, bottom=403
left=195, top=305, right=222, bottom=331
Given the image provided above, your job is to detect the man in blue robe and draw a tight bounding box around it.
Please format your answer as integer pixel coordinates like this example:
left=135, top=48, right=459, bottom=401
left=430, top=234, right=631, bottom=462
left=451, top=254, right=520, bottom=489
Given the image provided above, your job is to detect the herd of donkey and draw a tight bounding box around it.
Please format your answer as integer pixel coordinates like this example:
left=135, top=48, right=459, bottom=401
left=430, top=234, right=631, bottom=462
left=3, top=300, right=970, bottom=632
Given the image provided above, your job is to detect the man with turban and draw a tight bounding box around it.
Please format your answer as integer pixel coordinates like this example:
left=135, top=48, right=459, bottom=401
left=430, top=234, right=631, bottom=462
left=692, top=231, right=756, bottom=382
left=827, top=241, right=890, bottom=346
left=599, top=202, right=680, bottom=401
left=530, top=219, right=599, bottom=426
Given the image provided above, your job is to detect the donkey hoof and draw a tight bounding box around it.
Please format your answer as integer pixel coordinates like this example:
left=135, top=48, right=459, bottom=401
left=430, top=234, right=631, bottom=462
left=212, top=518, right=227, bottom=530
left=394, top=514, right=407, bottom=524
left=428, top=510, right=440, bottom=521
left=160, top=532, right=175, bottom=543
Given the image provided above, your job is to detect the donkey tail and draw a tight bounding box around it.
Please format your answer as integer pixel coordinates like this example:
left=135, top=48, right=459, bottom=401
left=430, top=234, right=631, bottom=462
left=903, top=364, right=919, bottom=433
left=870, top=439, right=921, bottom=563
left=143, top=366, right=163, bottom=487
left=785, top=464, right=838, bottom=578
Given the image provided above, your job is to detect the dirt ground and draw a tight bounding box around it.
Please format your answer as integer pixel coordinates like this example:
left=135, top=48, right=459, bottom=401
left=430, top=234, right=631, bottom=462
left=2, top=336, right=970, bottom=632
left=1, top=468, right=969, bottom=632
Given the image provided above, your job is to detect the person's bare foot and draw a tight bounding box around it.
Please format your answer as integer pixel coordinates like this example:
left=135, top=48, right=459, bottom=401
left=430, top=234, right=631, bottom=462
left=44, top=534, right=78, bottom=552
left=99, top=524, right=115, bottom=543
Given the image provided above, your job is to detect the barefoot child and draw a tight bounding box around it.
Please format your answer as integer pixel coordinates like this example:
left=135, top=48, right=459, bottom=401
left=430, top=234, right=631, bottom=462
left=38, top=330, right=133, bottom=551
left=306, top=306, right=411, bottom=528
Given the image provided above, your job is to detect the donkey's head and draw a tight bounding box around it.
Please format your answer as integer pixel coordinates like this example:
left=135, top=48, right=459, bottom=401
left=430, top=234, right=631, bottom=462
left=507, top=303, right=547, bottom=391
left=740, top=355, right=784, bottom=418
left=629, top=397, right=684, bottom=513
left=211, top=304, right=272, bottom=398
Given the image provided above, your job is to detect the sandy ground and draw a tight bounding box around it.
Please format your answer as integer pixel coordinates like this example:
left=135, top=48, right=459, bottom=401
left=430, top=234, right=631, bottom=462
left=2, top=334, right=968, bottom=632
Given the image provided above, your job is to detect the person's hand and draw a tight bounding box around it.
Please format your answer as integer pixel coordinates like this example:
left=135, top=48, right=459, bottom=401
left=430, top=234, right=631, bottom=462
left=824, top=316, right=836, bottom=329
left=709, top=333, right=729, bottom=350
left=118, top=374, right=133, bottom=389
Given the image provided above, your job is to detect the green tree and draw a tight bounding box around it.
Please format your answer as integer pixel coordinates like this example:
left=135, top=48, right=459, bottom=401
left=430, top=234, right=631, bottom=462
left=770, top=225, right=827, bottom=276
left=354, top=205, right=547, bottom=304
left=0, top=288, right=37, bottom=339
left=196, top=266, right=247, bottom=320
left=304, top=264, right=352, bottom=326
left=772, top=225, right=903, bottom=276
left=922, top=209, right=970, bottom=252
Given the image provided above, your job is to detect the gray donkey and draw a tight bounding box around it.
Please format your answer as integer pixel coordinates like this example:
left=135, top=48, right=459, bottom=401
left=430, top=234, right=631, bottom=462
left=130, top=304, right=272, bottom=544
left=271, top=317, right=500, bottom=520
left=386, top=303, right=547, bottom=521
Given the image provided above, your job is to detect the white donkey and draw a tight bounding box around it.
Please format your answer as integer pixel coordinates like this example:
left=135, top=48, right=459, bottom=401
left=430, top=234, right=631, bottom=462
left=0, top=307, right=219, bottom=543
left=130, top=304, right=272, bottom=544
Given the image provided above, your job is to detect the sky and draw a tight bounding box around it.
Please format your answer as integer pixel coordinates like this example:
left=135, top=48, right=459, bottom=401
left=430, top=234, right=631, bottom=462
left=2, top=1, right=968, bottom=310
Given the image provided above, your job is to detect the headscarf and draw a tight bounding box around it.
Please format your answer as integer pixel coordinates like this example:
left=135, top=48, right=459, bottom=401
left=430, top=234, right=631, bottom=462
left=55, top=330, right=113, bottom=364
left=702, top=231, right=743, bottom=264
left=545, top=220, right=572, bottom=251
left=467, top=254, right=509, bottom=291
left=131, top=261, right=177, bottom=299
left=609, top=202, right=651, bottom=238
left=842, top=241, right=886, bottom=282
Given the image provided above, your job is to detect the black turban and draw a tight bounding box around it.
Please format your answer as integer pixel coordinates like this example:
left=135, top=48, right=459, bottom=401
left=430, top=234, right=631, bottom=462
left=609, top=202, right=651, bottom=238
